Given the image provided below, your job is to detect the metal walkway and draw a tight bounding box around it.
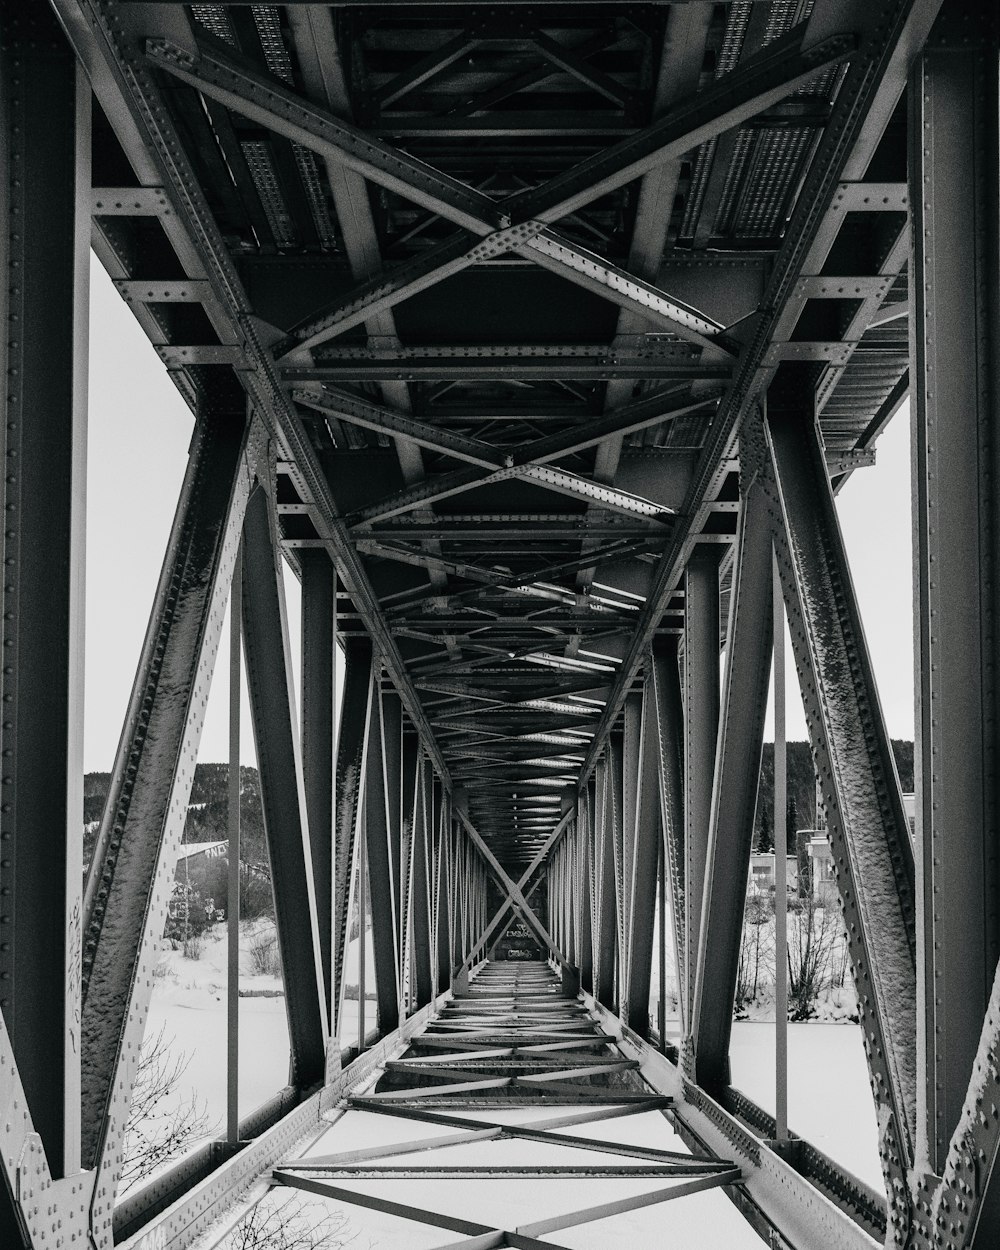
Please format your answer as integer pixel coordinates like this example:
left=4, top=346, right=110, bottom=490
left=269, top=962, right=740, bottom=1247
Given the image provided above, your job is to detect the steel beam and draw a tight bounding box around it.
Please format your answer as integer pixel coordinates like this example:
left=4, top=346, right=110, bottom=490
left=681, top=548, right=721, bottom=1060
left=399, top=730, right=419, bottom=1010
left=287, top=358, right=724, bottom=382
left=766, top=378, right=917, bottom=1227
left=410, top=755, right=434, bottom=1009
left=144, top=35, right=833, bottom=344
left=301, top=549, right=336, bottom=1024
left=242, top=483, right=328, bottom=1087
left=434, top=785, right=451, bottom=993
left=362, top=669, right=402, bottom=1034
left=577, top=0, right=944, bottom=788
left=334, top=639, right=374, bottom=1032
left=594, top=758, right=618, bottom=1010
left=503, top=24, right=856, bottom=223
left=0, top=8, right=88, bottom=1193
left=625, top=676, right=664, bottom=1039
left=80, top=407, right=259, bottom=1236
left=909, top=4, right=1000, bottom=1180
left=692, top=426, right=774, bottom=1087
left=58, top=0, right=453, bottom=795
left=651, top=638, right=686, bottom=1034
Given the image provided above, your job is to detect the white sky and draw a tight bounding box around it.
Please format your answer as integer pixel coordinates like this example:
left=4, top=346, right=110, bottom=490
left=84, top=254, right=915, bottom=770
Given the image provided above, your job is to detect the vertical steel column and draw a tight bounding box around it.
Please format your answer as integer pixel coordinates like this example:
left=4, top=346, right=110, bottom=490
left=300, top=549, right=336, bottom=1025
left=767, top=375, right=917, bottom=1224
left=773, top=553, right=789, bottom=1142
left=381, top=688, right=405, bottom=1020
left=241, top=484, right=328, bottom=1087
left=619, top=693, right=642, bottom=1015
left=692, top=430, right=774, bottom=1087
left=361, top=669, right=401, bottom=1035
left=563, top=803, right=577, bottom=969
left=226, top=548, right=241, bottom=1145
left=595, top=757, right=617, bottom=1010
left=657, top=848, right=668, bottom=1051
left=0, top=7, right=88, bottom=1188
left=577, top=789, right=594, bottom=992
left=626, top=673, right=665, bottom=1038
left=682, top=550, right=721, bottom=1053
left=333, top=638, right=373, bottom=1032
left=910, top=2, right=1000, bottom=1180
left=410, top=754, right=433, bottom=1007
left=434, top=781, right=450, bottom=993
left=399, top=731, right=418, bottom=1011
left=652, top=639, right=686, bottom=1031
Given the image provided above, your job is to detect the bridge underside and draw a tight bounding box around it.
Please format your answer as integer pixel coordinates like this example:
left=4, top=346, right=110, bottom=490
left=1, top=0, right=999, bottom=1246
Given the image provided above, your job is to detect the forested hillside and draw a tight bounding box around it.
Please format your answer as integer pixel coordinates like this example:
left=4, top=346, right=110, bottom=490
left=83, top=740, right=916, bottom=866
left=84, top=765, right=267, bottom=868
left=754, top=739, right=914, bottom=849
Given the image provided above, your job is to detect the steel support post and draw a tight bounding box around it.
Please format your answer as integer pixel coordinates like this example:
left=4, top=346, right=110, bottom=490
left=361, top=669, right=402, bottom=1035
left=399, top=732, right=419, bottom=1010
left=773, top=553, right=789, bottom=1143
left=227, top=547, right=241, bottom=1145
left=333, top=639, right=374, bottom=1032
left=434, top=782, right=451, bottom=994
left=241, top=484, right=328, bottom=1088
left=619, top=694, right=642, bottom=1019
left=692, top=431, right=774, bottom=1088
left=577, top=788, right=594, bottom=993
left=0, top=4, right=88, bottom=1194
left=81, top=405, right=258, bottom=1238
left=626, top=674, right=666, bottom=1039
left=410, top=755, right=434, bottom=1008
left=682, top=549, right=721, bottom=1060
left=909, top=3, right=1000, bottom=1184
left=651, top=637, right=686, bottom=1036
left=765, top=376, right=917, bottom=1232
left=300, top=549, right=336, bottom=1025
left=595, top=757, right=618, bottom=1010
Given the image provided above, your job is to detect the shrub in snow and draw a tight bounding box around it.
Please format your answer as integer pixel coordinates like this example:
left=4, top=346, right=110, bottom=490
left=221, top=1192, right=355, bottom=1250
left=119, top=1026, right=216, bottom=1194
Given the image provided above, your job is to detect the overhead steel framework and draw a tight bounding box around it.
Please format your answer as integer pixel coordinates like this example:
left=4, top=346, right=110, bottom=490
left=0, top=0, right=998, bottom=1246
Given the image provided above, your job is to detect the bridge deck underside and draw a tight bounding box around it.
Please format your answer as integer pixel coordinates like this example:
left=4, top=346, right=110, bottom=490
left=102, top=0, right=911, bottom=872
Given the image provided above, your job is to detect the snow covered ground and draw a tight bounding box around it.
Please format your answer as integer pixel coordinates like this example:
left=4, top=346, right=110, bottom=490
left=730, top=1020, right=883, bottom=1195
left=133, top=933, right=885, bottom=1239
left=139, top=919, right=379, bottom=1149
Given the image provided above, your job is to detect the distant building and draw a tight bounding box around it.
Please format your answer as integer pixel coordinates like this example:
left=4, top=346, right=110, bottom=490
left=806, top=833, right=836, bottom=903
left=173, top=839, right=227, bottom=880
left=748, top=852, right=797, bottom=894
left=806, top=793, right=916, bottom=903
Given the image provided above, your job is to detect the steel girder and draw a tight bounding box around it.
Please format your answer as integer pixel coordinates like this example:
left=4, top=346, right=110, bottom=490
left=577, top=0, right=944, bottom=784
left=766, top=380, right=917, bottom=1237
left=692, top=421, right=775, bottom=1089
left=10, top=0, right=1000, bottom=1246
left=0, top=3, right=88, bottom=1199
left=241, top=482, right=328, bottom=1086
left=906, top=6, right=1000, bottom=1243
left=300, top=550, right=336, bottom=1024
left=909, top=1, right=1000, bottom=1181
left=681, top=548, right=721, bottom=1063
left=81, top=409, right=261, bottom=1241
left=624, top=667, right=665, bottom=1038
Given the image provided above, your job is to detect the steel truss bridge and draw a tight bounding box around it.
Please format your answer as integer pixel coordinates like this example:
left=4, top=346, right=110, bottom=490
left=0, top=0, right=997, bottom=1246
